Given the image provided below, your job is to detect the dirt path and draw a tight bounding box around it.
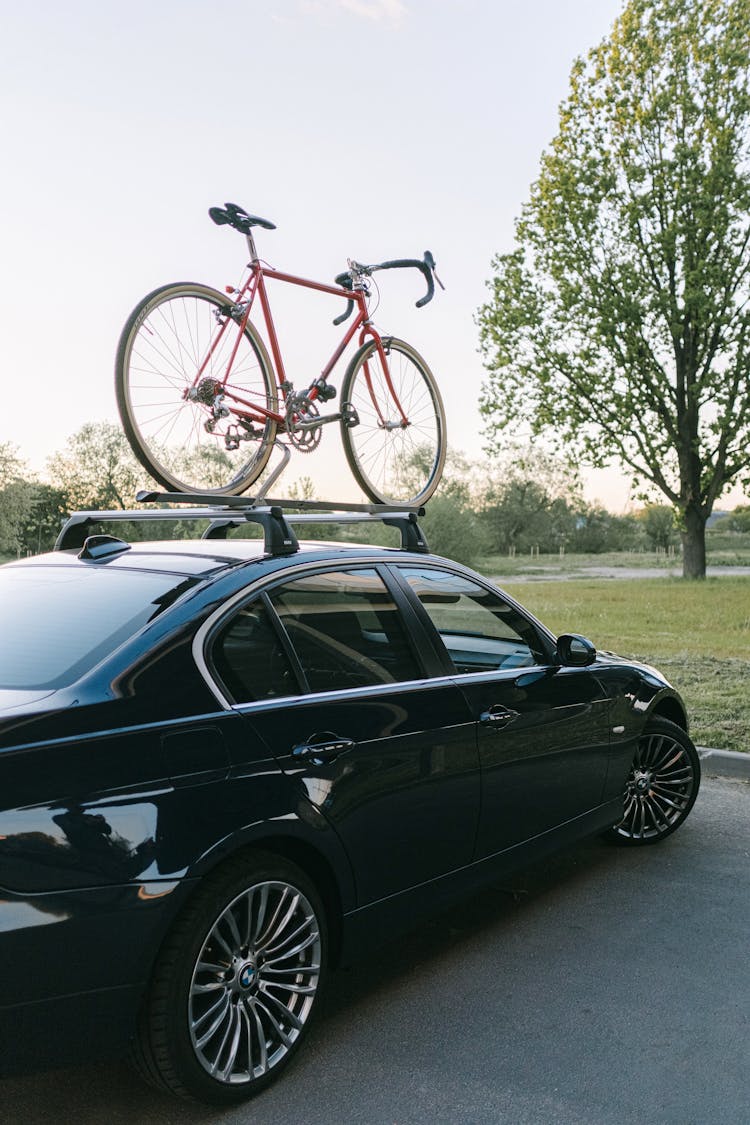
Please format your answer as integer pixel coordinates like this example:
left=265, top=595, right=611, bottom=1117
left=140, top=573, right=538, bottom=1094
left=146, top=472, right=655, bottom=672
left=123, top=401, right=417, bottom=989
left=492, top=565, right=750, bottom=583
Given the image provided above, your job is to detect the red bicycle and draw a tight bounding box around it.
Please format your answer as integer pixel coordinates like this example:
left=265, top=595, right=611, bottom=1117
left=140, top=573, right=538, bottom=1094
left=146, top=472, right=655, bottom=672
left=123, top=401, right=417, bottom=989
left=115, top=203, right=447, bottom=504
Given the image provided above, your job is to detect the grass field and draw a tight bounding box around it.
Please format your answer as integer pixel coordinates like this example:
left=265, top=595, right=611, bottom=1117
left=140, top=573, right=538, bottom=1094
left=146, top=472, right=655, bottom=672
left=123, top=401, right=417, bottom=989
left=479, top=534, right=750, bottom=578
left=491, top=576, right=750, bottom=753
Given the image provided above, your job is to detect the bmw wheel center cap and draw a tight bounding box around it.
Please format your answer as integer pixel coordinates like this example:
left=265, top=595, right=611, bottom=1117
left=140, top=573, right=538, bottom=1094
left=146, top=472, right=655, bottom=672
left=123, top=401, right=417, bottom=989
left=239, top=962, right=258, bottom=990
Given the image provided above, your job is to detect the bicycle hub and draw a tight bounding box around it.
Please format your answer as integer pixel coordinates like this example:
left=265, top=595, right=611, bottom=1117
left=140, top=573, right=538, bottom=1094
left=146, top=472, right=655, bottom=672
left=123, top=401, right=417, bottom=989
left=185, top=378, right=223, bottom=406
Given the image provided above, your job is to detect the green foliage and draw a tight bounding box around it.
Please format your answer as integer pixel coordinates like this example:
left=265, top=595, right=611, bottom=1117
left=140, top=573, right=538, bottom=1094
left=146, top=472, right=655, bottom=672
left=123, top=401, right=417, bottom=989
left=0, top=444, right=70, bottom=556
left=420, top=492, right=488, bottom=568
left=638, top=504, right=677, bottom=550
left=477, top=0, right=750, bottom=578
left=723, top=504, right=750, bottom=532
left=569, top=506, right=643, bottom=553
left=0, top=478, right=35, bottom=555
left=0, top=442, right=25, bottom=488
left=47, top=422, right=151, bottom=510
left=479, top=447, right=580, bottom=554
left=18, top=483, right=69, bottom=554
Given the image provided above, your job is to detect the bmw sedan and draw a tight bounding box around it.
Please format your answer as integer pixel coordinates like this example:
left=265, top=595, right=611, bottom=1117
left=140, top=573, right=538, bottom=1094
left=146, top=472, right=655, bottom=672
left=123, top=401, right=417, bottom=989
left=0, top=501, right=700, bottom=1104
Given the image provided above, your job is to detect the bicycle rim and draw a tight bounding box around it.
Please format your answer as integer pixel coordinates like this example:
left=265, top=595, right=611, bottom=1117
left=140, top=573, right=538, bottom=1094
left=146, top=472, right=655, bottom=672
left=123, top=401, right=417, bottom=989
left=340, top=337, right=446, bottom=505
left=116, top=283, right=278, bottom=495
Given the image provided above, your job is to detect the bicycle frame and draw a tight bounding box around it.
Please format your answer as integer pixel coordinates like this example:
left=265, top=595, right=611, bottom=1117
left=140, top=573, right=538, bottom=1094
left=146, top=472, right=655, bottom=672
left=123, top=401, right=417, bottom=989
left=190, top=234, right=408, bottom=430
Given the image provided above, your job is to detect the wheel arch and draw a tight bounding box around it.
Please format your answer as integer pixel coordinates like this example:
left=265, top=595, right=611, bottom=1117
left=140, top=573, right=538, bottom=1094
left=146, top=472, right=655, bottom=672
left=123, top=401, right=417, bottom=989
left=173, top=827, right=349, bottom=970
left=245, top=836, right=346, bottom=967
left=648, top=692, right=688, bottom=732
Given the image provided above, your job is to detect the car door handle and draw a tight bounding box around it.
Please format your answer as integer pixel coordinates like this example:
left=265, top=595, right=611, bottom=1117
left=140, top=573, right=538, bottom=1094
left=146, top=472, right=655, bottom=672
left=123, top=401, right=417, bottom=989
left=292, top=732, right=356, bottom=765
left=479, top=706, right=519, bottom=729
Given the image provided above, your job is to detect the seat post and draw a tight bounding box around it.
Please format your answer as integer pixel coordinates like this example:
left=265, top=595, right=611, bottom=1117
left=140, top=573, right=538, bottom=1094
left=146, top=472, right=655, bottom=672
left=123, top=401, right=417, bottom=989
left=245, top=231, right=259, bottom=263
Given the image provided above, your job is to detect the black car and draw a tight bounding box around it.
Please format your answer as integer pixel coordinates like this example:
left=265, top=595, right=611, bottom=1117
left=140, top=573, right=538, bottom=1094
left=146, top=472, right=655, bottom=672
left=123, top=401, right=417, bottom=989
left=0, top=495, right=700, bottom=1104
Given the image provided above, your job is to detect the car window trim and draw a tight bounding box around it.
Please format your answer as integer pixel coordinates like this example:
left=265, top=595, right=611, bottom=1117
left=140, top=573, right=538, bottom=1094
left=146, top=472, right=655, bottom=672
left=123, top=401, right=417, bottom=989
left=229, top=671, right=465, bottom=717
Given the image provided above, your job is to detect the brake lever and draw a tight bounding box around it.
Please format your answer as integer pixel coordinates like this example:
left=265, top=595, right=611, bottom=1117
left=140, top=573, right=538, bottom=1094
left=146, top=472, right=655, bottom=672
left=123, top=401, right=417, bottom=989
left=424, top=251, right=445, bottom=291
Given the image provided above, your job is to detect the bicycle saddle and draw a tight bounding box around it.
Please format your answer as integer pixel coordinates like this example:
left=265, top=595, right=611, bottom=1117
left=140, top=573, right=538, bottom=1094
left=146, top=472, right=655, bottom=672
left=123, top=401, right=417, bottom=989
left=209, top=203, right=276, bottom=233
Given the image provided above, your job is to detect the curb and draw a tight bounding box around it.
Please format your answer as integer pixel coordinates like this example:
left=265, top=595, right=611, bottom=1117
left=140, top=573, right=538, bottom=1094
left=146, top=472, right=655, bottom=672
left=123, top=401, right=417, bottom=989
left=697, top=747, right=750, bottom=780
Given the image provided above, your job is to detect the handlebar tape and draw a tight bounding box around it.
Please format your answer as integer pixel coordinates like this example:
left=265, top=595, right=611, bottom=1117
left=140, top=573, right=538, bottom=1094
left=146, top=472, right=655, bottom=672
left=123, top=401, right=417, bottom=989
left=332, top=273, right=355, bottom=325
left=368, top=255, right=437, bottom=307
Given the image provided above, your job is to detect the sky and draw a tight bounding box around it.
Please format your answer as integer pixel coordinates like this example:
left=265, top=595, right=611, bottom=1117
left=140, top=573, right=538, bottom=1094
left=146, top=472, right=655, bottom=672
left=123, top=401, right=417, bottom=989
left=1, top=0, right=742, bottom=511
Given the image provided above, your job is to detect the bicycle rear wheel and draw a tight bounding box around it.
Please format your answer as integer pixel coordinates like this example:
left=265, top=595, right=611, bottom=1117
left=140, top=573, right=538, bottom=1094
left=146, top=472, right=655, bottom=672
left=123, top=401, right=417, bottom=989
left=116, top=282, right=278, bottom=495
left=340, top=336, right=446, bottom=505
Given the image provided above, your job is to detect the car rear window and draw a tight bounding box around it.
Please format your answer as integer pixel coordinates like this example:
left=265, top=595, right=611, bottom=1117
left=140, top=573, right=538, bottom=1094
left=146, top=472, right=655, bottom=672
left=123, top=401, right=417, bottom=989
left=0, top=565, right=196, bottom=690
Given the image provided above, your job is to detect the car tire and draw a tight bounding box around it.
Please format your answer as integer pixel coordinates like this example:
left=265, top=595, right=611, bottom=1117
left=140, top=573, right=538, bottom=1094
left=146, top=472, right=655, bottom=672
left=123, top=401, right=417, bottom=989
left=134, top=851, right=327, bottom=1105
left=606, top=717, right=701, bottom=846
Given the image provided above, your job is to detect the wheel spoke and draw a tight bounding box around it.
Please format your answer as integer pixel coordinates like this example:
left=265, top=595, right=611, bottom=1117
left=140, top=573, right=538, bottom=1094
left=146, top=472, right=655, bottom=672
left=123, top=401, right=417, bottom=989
left=255, top=998, right=294, bottom=1049
left=223, top=904, right=243, bottom=950
left=246, top=998, right=268, bottom=1075
left=251, top=883, right=270, bottom=945
left=260, top=987, right=304, bottom=1030
left=194, top=994, right=231, bottom=1048
left=263, top=930, right=319, bottom=966
left=261, top=913, right=312, bottom=958
left=256, top=889, right=298, bottom=952
left=264, top=980, right=318, bottom=996
left=217, top=1006, right=243, bottom=1082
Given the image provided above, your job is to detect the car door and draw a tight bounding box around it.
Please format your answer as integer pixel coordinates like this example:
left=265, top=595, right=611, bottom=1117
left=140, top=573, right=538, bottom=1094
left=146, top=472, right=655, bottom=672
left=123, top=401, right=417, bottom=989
left=206, top=563, right=481, bottom=906
left=392, top=564, right=611, bottom=859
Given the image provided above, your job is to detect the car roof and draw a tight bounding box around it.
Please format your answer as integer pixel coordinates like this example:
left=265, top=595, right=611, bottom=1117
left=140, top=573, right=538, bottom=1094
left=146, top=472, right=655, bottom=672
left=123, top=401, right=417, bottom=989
left=12, top=537, right=404, bottom=579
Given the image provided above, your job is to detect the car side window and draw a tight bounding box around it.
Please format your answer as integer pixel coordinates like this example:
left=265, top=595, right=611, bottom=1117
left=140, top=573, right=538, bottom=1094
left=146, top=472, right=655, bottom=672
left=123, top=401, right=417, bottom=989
left=212, top=598, right=298, bottom=702
left=268, top=568, right=422, bottom=693
left=397, top=566, right=548, bottom=673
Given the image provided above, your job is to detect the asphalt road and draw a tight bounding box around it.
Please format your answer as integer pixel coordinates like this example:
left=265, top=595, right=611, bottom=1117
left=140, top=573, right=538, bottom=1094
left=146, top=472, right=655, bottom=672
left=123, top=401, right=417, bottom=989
left=3, top=775, right=748, bottom=1125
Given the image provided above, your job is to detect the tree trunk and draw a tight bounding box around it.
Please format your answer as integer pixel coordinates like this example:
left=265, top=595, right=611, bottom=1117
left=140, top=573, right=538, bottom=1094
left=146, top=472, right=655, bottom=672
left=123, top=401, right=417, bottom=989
left=681, top=503, right=707, bottom=579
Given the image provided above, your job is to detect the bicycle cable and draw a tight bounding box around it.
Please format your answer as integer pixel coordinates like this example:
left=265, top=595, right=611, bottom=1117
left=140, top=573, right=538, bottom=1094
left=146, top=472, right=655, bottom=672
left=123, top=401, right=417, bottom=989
left=367, top=273, right=382, bottom=319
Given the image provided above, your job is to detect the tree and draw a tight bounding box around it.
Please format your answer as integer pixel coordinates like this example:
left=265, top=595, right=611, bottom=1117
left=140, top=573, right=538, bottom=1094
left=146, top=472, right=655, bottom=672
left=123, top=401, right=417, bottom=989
left=47, top=422, right=152, bottom=510
left=639, top=503, right=677, bottom=550
left=477, top=0, right=750, bottom=578
left=0, top=443, right=33, bottom=556
left=19, top=483, right=69, bottom=554
left=396, top=447, right=489, bottom=565
left=0, top=442, right=25, bottom=487
left=722, top=504, right=750, bottom=531
left=479, top=446, right=582, bottom=554
left=0, top=479, right=35, bottom=556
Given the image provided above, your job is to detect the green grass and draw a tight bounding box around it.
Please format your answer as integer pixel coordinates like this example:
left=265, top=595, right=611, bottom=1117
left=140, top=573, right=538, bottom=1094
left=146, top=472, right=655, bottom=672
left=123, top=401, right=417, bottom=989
left=490, top=576, right=750, bottom=753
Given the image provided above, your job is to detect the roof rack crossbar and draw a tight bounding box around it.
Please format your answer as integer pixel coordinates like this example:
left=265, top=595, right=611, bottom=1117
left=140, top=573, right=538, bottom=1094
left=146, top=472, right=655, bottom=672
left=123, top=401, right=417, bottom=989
left=55, top=507, right=298, bottom=556
left=135, top=489, right=424, bottom=514
left=56, top=493, right=430, bottom=555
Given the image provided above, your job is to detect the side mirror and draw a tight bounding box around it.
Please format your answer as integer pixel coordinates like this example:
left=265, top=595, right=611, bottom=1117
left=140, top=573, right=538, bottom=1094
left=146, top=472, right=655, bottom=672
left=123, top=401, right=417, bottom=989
left=556, top=633, right=597, bottom=667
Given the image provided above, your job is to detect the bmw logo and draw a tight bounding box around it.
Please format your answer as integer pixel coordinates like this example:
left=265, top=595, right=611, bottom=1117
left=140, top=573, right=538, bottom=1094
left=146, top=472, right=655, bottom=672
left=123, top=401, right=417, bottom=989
left=239, top=963, right=257, bottom=990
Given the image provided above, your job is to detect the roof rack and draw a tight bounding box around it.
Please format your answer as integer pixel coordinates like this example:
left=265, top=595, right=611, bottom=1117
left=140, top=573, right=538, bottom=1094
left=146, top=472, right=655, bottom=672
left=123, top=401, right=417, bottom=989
left=55, top=491, right=429, bottom=557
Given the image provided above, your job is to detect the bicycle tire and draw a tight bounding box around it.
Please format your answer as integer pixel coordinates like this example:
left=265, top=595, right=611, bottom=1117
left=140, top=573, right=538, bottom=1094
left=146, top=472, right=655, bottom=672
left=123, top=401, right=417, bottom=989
left=116, top=282, right=278, bottom=496
left=340, top=336, right=446, bottom=505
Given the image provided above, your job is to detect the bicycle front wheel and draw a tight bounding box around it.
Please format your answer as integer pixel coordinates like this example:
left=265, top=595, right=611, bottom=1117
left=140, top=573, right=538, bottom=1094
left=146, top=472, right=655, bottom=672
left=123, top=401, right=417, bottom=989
left=340, top=337, right=446, bottom=505
left=116, top=283, right=278, bottom=495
